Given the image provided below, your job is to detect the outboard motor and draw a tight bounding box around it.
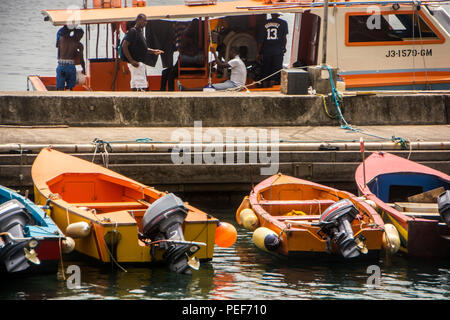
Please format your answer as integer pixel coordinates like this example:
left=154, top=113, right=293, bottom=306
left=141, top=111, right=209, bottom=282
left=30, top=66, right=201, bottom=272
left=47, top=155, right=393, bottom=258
left=142, top=193, right=202, bottom=274
left=437, top=190, right=450, bottom=227
left=0, top=200, right=40, bottom=273
left=316, top=199, right=361, bottom=259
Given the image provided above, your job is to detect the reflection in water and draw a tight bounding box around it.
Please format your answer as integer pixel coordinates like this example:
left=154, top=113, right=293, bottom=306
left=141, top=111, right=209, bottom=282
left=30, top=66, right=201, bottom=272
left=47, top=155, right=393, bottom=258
left=0, top=211, right=449, bottom=300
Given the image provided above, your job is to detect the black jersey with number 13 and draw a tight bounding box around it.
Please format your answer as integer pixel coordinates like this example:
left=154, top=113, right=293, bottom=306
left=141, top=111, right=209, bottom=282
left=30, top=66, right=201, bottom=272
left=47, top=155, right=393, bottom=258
left=257, top=17, right=289, bottom=56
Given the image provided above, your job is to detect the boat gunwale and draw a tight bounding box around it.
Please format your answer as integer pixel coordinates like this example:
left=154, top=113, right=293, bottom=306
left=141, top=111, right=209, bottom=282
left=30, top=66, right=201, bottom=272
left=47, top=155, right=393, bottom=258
left=31, top=148, right=218, bottom=227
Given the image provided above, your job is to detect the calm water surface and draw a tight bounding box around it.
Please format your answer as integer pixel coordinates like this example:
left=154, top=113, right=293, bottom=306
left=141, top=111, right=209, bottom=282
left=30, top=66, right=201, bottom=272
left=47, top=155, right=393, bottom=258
left=0, top=210, right=448, bottom=300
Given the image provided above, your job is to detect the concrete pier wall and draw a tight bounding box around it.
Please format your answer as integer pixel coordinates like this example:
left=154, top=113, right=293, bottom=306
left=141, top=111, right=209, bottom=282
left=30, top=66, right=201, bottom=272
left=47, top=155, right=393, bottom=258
left=2, top=149, right=449, bottom=193
left=0, top=91, right=448, bottom=127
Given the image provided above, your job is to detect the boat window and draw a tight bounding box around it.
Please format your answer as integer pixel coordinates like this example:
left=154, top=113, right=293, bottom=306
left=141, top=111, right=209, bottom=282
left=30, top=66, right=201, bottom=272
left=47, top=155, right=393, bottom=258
left=428, top=6, right=450, bottom=34
left=347, top=12, right=441, bottom=45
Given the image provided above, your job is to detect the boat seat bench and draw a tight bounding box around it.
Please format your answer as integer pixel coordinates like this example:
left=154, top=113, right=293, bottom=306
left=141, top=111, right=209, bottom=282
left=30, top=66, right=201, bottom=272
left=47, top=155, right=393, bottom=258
left=276, top=215, right=321, bottom=221
left=394, top=202, right=439, bottom=213
left=73, top=202, right=146, bottom=209
left=403, top=212, right=442, bottom=219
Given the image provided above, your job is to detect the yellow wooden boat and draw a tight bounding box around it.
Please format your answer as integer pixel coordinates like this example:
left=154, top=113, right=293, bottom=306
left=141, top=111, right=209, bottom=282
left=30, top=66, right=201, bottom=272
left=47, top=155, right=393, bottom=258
left=31, top=148, right=229, bottom=273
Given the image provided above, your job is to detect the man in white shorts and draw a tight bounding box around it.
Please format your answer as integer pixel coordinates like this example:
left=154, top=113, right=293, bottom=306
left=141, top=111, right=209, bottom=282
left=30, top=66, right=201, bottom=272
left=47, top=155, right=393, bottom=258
left=178, top=46, right=247, bottom=91
left=122, top=14, right=164, bottom=91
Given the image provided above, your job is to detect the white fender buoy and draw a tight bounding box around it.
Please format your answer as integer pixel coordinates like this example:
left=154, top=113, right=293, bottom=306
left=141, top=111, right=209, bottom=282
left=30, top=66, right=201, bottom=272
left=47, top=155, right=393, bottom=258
left=252, top=227, right=280, bottom=252
left=382, top=224, right=400, bottom=255
left=239, top=208, right=259, bottom=231
left=66, top=221, right=91, bottom=239
left=61, top=236, right=76, bottom=254
left=364, top=199, right=377, bottom=209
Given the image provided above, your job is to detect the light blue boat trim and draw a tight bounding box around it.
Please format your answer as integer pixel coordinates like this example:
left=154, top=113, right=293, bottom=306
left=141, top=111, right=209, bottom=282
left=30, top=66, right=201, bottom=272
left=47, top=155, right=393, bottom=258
left=0, top=185, right=63, bottom=240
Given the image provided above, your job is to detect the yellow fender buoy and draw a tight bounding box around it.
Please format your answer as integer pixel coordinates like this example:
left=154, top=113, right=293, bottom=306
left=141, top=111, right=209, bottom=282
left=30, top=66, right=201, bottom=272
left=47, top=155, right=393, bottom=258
left=239, top=208, right=260, bottom=231
left=61, top=236, right=76, bottom=254
left=382, top=223, right=400, bottom=255
left=66, top=221, right=91, bottom=239
left=252, top=227, right=281, bottom=252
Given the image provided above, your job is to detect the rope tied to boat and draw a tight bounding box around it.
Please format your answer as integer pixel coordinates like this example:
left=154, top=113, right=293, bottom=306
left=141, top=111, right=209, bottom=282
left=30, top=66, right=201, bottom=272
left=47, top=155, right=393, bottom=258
left=59, top=235, right=66, bottom=281
left=319, top=65, right=411, bottom=150
left=92, top=138, right=112, bottom=168
left=225, top=68, right=283, bottom=92
left=392, top=136, right=409, bottom=150
left=103, top=222, right=127, bottom=273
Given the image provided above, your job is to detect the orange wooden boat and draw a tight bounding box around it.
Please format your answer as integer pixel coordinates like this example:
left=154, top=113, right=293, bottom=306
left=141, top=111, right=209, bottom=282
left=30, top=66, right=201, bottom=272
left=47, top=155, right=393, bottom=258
left=31, top=148, right=232, bottom=273
left=236, top=174, right=394, bottom=260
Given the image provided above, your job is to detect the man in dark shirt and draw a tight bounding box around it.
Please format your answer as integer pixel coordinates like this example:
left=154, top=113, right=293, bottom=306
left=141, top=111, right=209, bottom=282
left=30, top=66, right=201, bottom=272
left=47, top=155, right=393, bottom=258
left=257, top=13, right=288, bottom=87
left=122, top=14, right=163, bottom=91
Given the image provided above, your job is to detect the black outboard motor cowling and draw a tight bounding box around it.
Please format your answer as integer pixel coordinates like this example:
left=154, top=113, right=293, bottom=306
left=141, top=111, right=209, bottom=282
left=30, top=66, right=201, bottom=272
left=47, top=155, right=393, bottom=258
left=437, top=190, right=450, bottom=227
left=0, top=199, right=39, bottom=273
left=317, top=199, right=360, bottom=259
left=142, top=193, right=200, bottom=274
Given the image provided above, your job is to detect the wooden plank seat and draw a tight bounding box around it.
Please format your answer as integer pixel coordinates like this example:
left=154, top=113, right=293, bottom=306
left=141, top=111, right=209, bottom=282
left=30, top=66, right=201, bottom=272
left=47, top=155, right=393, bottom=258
left=394, top=202, right=439, bottom=213
left=259, top=199, right=335, bottom=206
left=403, top=212, right=442, bottom=220
left=276, top=215, right=321, bottom=221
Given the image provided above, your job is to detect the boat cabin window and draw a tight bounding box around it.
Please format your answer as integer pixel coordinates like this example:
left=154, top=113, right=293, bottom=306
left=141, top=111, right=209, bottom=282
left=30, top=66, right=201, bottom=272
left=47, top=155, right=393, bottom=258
left=346, top=11, right=442, bottom=45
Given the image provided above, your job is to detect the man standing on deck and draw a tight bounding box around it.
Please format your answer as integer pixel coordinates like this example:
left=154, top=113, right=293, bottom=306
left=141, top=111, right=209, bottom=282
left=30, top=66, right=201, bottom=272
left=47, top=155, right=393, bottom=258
left=56, top=27, right=86, bottom=91
left=257, top=13, right=288, bottom=88
left=122, top=14, right=164, bottom=91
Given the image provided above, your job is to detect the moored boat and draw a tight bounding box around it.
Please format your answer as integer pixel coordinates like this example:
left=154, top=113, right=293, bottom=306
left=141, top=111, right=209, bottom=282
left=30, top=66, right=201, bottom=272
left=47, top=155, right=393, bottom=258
left=355, top=152, right=450, bottom=258
left=31, top=148, right=234, bottom=274
left=236, top=173, right=392, bottom=260
left=29, top=0, right=450, bottom=92
left=0, top=185, right=64, bottom=275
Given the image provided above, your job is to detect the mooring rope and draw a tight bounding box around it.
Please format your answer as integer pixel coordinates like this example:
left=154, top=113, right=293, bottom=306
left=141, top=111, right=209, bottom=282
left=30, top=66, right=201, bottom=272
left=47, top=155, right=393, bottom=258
left=319, top=64, right=411, bottom=150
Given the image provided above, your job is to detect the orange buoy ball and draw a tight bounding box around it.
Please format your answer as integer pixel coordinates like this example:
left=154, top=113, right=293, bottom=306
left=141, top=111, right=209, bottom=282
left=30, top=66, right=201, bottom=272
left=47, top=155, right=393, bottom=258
left=215, top=222, right=237, bottom=248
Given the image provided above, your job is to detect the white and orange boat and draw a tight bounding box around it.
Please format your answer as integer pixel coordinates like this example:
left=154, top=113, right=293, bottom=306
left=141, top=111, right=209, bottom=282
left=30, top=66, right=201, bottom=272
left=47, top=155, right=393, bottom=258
left=31, top=148, right=236, bottom=273
left=28, top=0, right=450, bottom=92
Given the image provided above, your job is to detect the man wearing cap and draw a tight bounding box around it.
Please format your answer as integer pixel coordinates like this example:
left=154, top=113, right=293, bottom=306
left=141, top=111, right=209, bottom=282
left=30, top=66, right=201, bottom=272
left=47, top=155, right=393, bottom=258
left=257, top=13, right=288, bottom=88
